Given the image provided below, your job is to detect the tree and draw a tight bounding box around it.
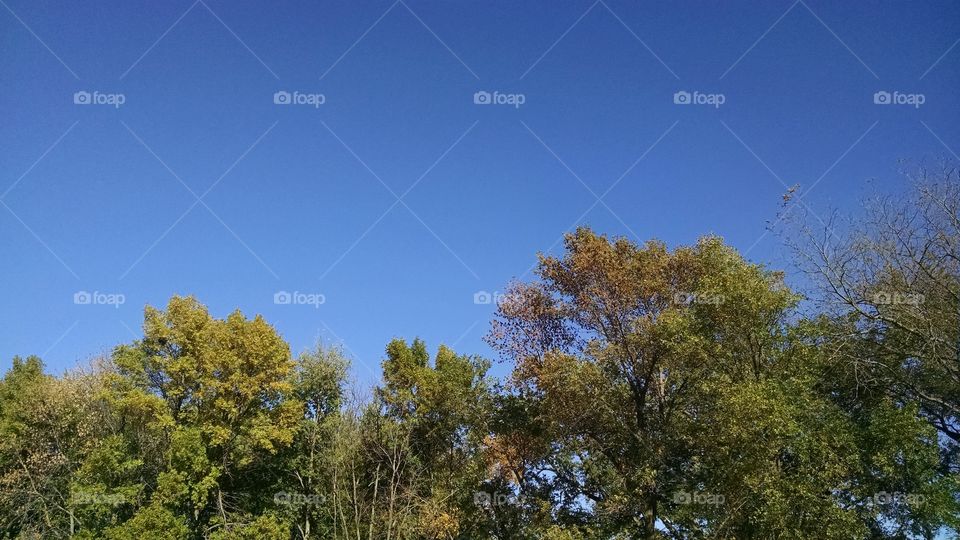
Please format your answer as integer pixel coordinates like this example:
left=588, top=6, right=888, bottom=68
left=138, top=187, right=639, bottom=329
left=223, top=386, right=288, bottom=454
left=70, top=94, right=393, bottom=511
left=0, top=357, right=111, bottom=538
left=373, top=338, right=493, bottom=539
left=275, top=345, right=349, bottom=539
left=789, top=162, right=960, bottom=444
left=488, top=227, right=953, bottom=538
left=102, top=296, right=302, bottom=538
left=786, top=160, right=960, bottom=535
left=2, top=212, right=956, bottom=539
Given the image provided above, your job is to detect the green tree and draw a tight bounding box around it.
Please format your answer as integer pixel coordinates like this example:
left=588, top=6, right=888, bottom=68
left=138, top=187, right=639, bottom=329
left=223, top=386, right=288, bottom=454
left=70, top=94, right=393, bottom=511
left=376, top=339, right=493, bottom=539
left=275, top=345, right=349, bottom=539
left=786, top=161, right=960, bottom=536
left=0, top=357, right=109, bottom=538
left=102, top=296, right=302, bottom=538
left=322, top=339, right=493, bottom=539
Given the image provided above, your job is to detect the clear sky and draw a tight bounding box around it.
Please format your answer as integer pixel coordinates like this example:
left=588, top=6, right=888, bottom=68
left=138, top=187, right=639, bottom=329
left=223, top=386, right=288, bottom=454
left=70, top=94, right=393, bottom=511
left=2, top=0, right=959, bottom=386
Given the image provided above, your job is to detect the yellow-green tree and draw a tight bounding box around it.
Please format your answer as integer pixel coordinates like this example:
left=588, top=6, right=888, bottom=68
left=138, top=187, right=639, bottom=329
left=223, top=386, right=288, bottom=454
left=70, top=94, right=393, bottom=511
left=104, top=296, right=301, bottom=538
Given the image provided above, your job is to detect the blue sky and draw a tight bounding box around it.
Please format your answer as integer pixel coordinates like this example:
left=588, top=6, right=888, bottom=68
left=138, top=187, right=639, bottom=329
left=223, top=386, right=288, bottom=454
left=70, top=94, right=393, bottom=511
left=2, top=0, right=959, bottom=385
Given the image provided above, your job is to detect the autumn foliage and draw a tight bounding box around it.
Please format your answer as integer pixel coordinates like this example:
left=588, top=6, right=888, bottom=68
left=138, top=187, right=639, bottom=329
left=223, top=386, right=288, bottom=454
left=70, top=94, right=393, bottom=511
left=1, top=169, right=959, bottom=538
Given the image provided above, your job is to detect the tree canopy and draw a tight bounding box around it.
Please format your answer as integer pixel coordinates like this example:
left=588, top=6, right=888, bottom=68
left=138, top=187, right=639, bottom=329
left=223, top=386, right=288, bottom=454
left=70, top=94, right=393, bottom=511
left=1, top=169, right=958, bottom=538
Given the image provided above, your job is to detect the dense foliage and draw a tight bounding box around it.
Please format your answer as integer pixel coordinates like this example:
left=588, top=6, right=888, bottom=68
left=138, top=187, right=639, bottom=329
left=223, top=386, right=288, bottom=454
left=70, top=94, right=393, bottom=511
left=1, top=170, right=958, bottom=538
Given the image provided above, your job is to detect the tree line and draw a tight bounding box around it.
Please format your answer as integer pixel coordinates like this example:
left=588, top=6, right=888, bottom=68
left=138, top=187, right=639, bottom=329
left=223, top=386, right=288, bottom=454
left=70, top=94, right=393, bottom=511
left=1, top=164, right=958, bottom=538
